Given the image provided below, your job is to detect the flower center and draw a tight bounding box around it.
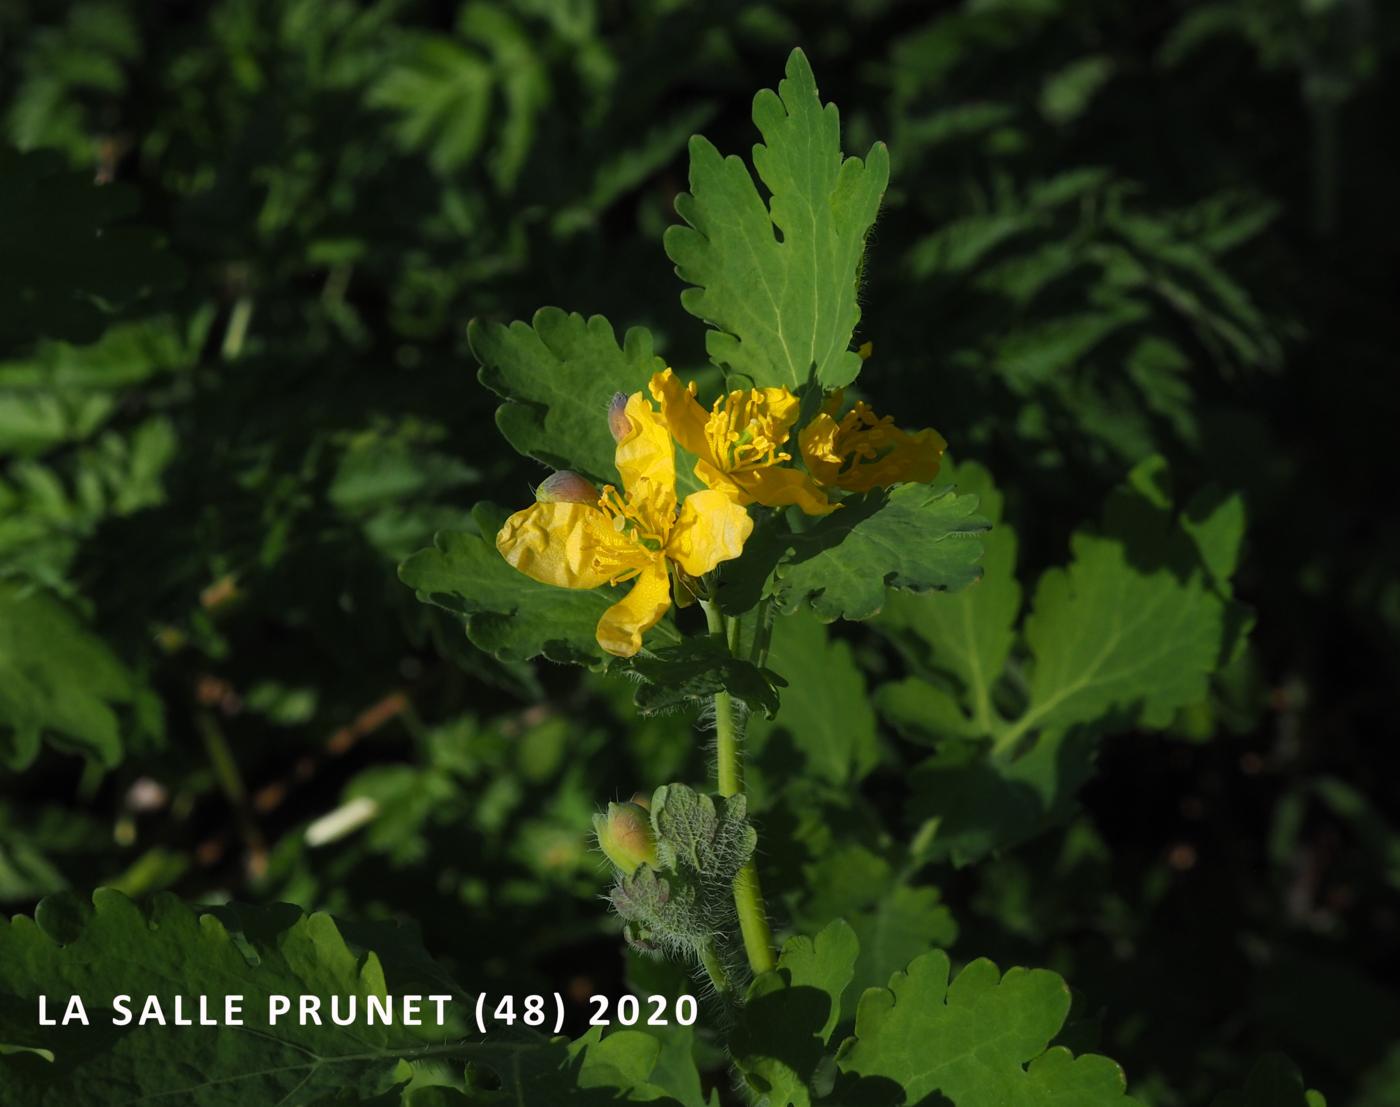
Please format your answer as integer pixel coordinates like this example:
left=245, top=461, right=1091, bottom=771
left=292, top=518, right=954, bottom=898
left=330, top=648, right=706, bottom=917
left=597, top=484, right=668, bottom=555
left=834, top=402, right=899, bottom=473
left=706, top=390, right=790, bottom=473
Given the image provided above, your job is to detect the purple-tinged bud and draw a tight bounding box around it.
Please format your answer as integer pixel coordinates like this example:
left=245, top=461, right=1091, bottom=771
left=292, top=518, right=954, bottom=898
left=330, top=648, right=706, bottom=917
left=593, top=801, right=658, bottom=875
left=535, top=470, right=599, bottom=504
left=607, top=392, right=632, bottom=443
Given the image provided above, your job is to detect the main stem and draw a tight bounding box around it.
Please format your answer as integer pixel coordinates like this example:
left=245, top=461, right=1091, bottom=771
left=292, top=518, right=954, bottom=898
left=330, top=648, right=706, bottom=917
left=702, top=600, right=776, bottom=976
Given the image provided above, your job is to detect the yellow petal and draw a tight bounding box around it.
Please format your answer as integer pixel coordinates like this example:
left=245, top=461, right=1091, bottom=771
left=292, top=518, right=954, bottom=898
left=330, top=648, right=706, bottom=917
left=756, top=387, right=800, bottom=434
left=614, top=392, right=676, bottom=519
left=596, top=557, right=672, bottom=658
left=692, top=457, right=748, bottom=503
left=496, top=501, right=638, bottom=590
left=798, top=413, right=844, bottom=486
left=649, top=369, right=713, bottom=463
left=734, top=466, right=836, bottom=515
left=666, top=490, right=753, bottom=578
left=837, top=427, right=947, bottom=493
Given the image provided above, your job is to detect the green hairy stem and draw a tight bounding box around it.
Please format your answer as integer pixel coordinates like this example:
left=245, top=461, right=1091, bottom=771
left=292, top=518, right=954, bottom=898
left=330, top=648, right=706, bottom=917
left=703, top=600, right=777, bottom=976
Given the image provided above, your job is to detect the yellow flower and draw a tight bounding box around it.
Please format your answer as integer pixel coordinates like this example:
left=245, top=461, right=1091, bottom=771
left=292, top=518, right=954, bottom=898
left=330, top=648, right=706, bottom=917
left=496, top=393, right=753, bottom=658
left=799, top=391, right=946, bottom=493
left=648, top=369, right=834, bottom=515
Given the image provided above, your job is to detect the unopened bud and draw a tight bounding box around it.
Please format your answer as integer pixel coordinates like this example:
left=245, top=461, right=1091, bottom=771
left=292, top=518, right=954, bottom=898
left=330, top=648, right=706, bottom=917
left=535, top=470, right=599, bottom=504
left=607, top=392, right=632, bottom=442
left=593, top=801, right=658, bottom=876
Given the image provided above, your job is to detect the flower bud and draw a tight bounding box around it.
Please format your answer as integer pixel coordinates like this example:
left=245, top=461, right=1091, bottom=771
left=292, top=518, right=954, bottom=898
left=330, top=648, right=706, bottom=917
left=593, top=801, right=658, bottom=875
left=535, top=470, right=599, bottom=504
left=607, top=392, right=632, bottom=442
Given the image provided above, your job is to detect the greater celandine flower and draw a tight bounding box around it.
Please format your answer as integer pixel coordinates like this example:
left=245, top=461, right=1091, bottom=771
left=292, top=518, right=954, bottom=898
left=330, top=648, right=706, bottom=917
left=799, top=389, right=946, bottom=493
left=648, top=369, right=834, bottom=515
left=495, top=393, right=752, bottom=658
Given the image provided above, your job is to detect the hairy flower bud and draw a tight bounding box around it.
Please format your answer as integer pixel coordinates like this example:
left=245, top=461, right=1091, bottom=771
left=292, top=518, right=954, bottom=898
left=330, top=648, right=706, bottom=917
left=535, top=470, right=599, bottom=504
left=593, top=801, right=658, bottom=876
left=607, top=392, right=632, bottom=442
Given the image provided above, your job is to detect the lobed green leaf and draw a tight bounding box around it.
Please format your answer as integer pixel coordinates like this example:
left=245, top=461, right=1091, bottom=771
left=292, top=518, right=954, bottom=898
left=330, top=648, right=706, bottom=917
left=665, top=49, right=889, bottom=391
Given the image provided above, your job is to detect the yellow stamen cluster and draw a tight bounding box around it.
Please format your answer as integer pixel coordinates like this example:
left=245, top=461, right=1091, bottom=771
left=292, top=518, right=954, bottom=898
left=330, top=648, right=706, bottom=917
left=597, top=484, right=666, bottom=556
left=704, top=388, right=791, bottom=473
left=831, top=402, right=900, bottom=470
left=799, top=391, right=945, bottom=494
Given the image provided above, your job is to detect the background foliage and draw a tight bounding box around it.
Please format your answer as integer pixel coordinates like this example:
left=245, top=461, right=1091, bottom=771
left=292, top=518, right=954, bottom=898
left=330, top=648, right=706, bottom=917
left=1, top=1, right=1398, bottom=1104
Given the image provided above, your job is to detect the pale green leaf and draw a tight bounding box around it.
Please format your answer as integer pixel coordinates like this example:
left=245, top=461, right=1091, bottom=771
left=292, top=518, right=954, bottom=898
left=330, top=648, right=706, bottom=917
left=1212, top=1054, right=1328, bottom=1107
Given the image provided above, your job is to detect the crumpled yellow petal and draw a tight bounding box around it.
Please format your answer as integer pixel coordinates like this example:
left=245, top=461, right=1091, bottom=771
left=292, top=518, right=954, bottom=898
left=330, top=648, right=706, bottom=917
left=595, top=557, right=672, bottom=657
left=836, top=427, right=946, bottom=492
left=496, top=501, right=640, bottom=590
left=613, top=391, right=676, bottom=525
left=691, top=457, right=747, bottom=503
left=734, top=465, right=836, bottom=514
left=755, top=386, right=800, bottom=432
left=648, top=369, right=713, bottom=462
left=797, top=414, right=845, bottom=487
left=798, top=406, right=946, bottom=493
left=666, top=489, right=753, bottom=578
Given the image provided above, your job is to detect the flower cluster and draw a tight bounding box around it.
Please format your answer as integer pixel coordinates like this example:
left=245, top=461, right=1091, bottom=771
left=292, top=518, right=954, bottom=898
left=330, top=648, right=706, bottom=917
left=495, top=368, right=945, bottom=657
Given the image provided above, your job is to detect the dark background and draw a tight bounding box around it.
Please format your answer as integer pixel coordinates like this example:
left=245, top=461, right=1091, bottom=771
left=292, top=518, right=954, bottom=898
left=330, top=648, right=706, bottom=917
left=1, top=2, right=1397, bottom=1103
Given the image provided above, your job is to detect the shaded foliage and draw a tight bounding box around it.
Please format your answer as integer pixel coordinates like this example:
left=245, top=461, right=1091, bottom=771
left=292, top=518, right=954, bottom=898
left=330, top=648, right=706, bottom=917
left=1, top=1, right=1397, bottom=1104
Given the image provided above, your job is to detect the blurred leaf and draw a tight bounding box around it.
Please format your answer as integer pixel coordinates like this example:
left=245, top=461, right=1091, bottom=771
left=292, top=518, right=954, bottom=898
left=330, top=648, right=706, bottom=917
left=368, top=35, right=492, bottom=176
left=0, top=148, right=180, bottom=349
left=0, top=581, right=152, bottom=770
left=878, top=459, right=1020, bottom=735
left=1040, top=55, right=1116, bottom=125
left=0, top=889, right=452, bottom=1101
left=748, top=609, right=878, bottom=785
